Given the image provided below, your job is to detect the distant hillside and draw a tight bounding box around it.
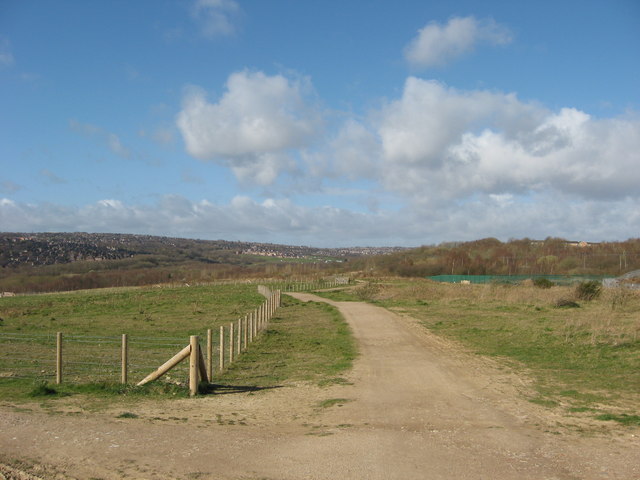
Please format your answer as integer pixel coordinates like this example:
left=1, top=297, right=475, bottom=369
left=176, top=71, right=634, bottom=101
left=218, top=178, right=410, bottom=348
left=0, top=232, right=407, bottom=269
left=350, top=237, right=640, bottom=277
left=0, top=232, right=408, bottom=293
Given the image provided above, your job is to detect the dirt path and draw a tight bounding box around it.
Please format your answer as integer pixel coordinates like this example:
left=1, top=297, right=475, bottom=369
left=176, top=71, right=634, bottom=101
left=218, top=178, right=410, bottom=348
left=1, top=293, right=638, bottom=479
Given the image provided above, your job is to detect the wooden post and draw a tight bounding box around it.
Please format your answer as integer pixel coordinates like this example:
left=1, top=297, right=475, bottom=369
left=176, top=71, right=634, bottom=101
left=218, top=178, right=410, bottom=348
left=56, top=332, right=62, bottom=385
left=207, top=328, right=213, bottom=380
left=243, top=315, right=248, bottom=350
left=189, top=335, right=199, bottom=397
left=249, top=312, right=254, bottom=343
left=198, top=347, right=209, bottom=384
left=121, top=333, right=128, bottom=384
left=236, top=319, right=241, bottom=356
left=219, top=325, right=225, bottom=371
left=229, top=322, right=235, bottom=363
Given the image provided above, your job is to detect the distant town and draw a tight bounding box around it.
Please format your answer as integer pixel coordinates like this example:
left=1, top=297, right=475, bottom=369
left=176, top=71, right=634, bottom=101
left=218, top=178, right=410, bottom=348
left=0, top=232, right=408, bottom=268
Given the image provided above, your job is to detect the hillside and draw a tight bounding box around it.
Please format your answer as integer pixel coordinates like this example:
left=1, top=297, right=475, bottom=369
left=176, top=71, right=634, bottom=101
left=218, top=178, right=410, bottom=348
left=350, top=237, right=640, bottom=278
left=0, top=232, right=406, bottom=293
left=0, top=232, right=407, bottom=269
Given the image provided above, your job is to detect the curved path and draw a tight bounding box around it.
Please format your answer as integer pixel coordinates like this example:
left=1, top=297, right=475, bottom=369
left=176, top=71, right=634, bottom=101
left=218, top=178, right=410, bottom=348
left=1, top=293, right=637, bottom=479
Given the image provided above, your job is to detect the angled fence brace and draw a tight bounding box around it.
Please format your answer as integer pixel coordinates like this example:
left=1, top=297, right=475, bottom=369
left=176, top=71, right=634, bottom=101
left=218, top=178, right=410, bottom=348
left=137, top=344, right=191, bottom=387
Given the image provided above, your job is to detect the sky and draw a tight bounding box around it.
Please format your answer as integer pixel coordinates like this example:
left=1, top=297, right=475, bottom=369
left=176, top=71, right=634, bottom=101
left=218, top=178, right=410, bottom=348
left=1, top=0, right=639, bottom=247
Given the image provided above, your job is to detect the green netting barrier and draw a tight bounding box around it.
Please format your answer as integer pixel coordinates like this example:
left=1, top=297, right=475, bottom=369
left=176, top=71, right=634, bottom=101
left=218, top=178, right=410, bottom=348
left=428, top=274, right=612, bottom=285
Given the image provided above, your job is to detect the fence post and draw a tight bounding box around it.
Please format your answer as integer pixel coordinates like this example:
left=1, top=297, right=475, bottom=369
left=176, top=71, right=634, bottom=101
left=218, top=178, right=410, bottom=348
left=236, top=319, right=241, bottom=356
left=56, top=332, right=62, bottom=385
left=219, top=325, right=224, bottom=371
left=229, top=322, right=235, bottom=363
left=243, top=315, right=248, bottom=351
left=189, top=335, right=199, bottom=397
left=121, top=333, right=128, bottom=384
left=207, top=328, right=213, bottom=380
left=253, top=310, right=257, bottom=338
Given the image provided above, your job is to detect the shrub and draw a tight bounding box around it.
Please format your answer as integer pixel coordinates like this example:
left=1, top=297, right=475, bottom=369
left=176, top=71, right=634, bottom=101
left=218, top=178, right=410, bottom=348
left=575, top=281, right=602, bottom=301
left=533, top=278, right=555, bottom=289
left=555, top=298, right=580, bottom=308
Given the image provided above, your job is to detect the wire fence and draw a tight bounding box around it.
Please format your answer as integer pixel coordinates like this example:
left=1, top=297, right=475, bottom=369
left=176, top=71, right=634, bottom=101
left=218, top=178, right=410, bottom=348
left=0, top=287, right=284, bottom=387
left=0, top=332, right=194, bottom=383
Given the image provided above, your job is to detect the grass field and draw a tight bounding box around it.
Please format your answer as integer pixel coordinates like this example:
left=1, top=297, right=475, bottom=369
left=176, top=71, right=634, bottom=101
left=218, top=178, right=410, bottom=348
left=0, top=284, right=356, bottom=403
left=218, top=295, right=357, bottom=387
left=317, top=279, right=640, bottom=423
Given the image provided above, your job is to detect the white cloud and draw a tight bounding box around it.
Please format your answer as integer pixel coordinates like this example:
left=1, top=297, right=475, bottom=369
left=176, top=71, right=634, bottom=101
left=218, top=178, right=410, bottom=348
left=1, top=193, right=638, bottom=246
left=374, top=77, right=640, bottom=203
left=330, top=120, right=381, bottom=180
left=0, top=196, right=402, bottom=246
left=404, top=16, right=512, bottom=69
left=191, top=0, right=241, bottom=37
left=176, top=70, right=322, bottom=185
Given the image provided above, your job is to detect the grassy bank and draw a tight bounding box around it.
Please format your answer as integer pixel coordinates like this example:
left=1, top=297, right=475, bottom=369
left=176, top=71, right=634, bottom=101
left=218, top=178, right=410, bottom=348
left=317, top=279, right=640, bottom=422
left=218, top=295, right=357, bottom=387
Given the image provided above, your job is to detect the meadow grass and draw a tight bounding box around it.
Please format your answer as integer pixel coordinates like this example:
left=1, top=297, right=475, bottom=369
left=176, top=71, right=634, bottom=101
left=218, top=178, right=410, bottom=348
left=217, top=295, right=357, bottom=387
left=317, top=279, right=640, bottom=420
left=0, top=283, right=263, bottom=337
left=0, top=287, right=357, bottom=402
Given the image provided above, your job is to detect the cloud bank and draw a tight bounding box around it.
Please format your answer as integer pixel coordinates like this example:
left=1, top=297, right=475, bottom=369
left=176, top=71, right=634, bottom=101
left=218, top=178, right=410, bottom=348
left=2, top=193, right=638, bottom=247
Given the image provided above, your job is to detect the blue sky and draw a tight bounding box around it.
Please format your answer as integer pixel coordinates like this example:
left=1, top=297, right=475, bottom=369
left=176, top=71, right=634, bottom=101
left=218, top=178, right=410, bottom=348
left=1, top=0, right=639, bottom=247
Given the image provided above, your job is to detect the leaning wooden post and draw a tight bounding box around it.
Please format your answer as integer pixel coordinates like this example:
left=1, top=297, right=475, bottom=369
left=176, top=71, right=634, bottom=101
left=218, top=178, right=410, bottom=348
left=121, top=333, right=128, bottom=384
left=219, top=325, right=225, bottom=371
left=207, top=328, right=213, bottom=380
left=189, top=335, right=199, bottom=397
left=56, top=332, right=63, bottom=385
left=137, top=344, right=190, bottom=386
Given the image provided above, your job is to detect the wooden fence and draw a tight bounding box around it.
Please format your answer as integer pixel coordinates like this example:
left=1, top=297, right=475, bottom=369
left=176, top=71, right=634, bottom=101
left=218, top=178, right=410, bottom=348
left=0, top=287, right=281, bottom=396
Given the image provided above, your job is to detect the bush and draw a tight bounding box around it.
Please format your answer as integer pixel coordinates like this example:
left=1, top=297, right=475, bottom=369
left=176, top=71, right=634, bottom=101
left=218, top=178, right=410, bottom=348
left=555, top=298, right=580, bottom=308
left=533, top=278, right=555, bottom=289
left=575, top=281, right=602, bottom=301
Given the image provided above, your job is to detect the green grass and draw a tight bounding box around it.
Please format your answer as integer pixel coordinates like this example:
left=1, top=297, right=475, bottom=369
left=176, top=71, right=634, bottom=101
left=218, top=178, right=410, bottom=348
left=1, top=378, right=193, bottom=402
left=217, top=296, right=357, bottom=387
left=0, top=283, right=263, bottom=397
left=116, top=411, right=139, bottom=419
left=316, top=398, right=351, bottom=408
left=0, top=283, right=263, bottom=337
left=0, top=291, right=357, bottom=402
left=595, top=413, right=640, bottom=426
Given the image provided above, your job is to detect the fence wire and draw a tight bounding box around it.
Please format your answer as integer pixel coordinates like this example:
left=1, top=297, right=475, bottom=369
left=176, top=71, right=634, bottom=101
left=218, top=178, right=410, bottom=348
left=0, top=332, right=199, bottom=383
left=0, top=287, right=288, bottom=385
